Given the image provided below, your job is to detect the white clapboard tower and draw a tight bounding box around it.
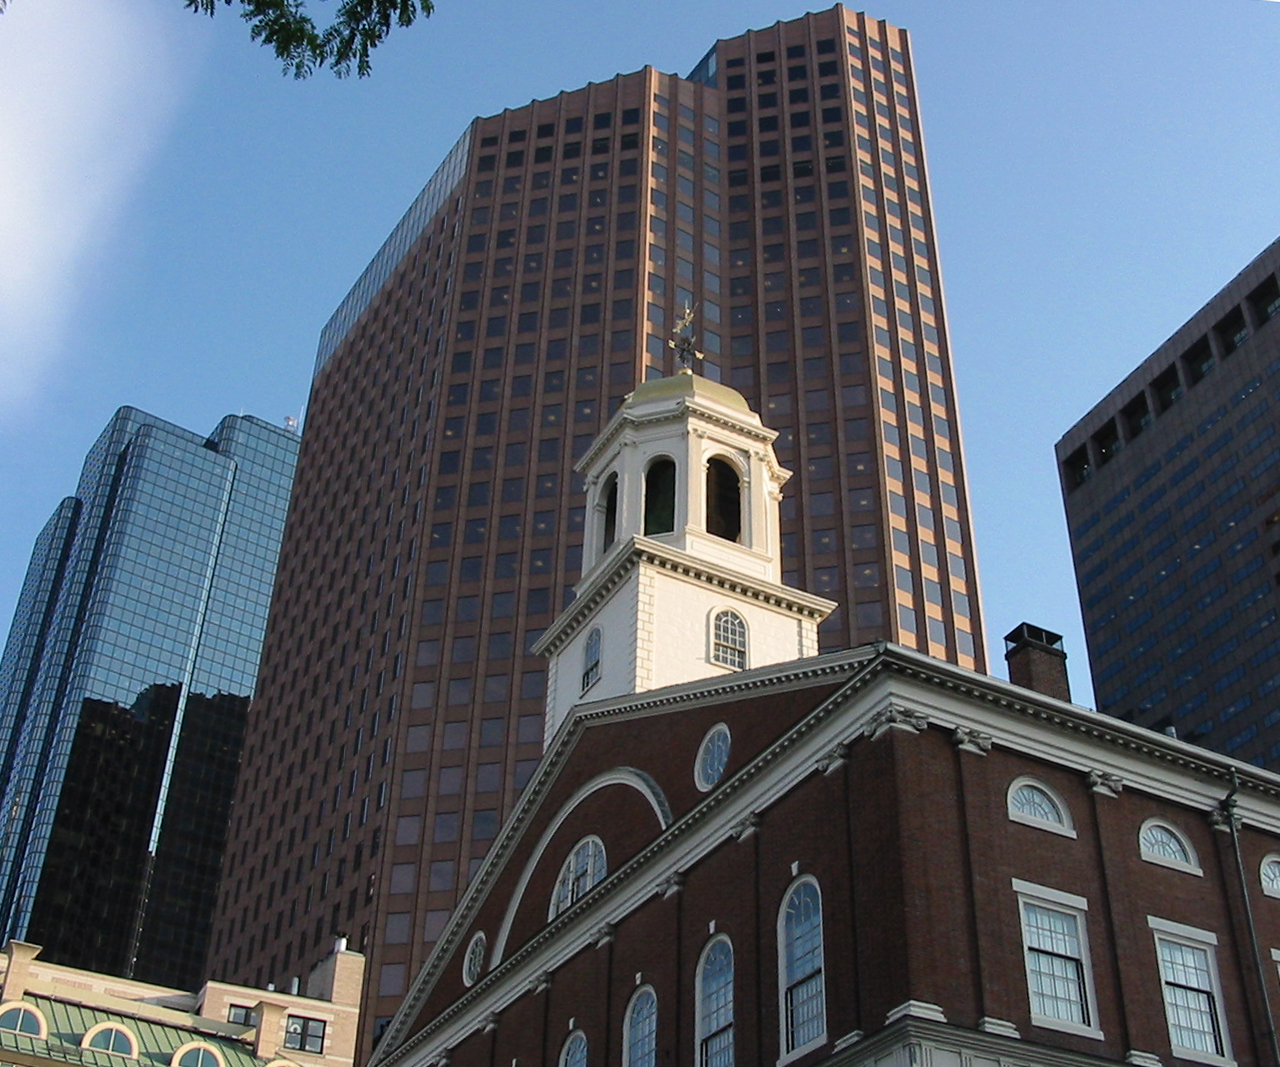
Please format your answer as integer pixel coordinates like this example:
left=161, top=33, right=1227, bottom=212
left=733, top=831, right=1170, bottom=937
left=534, top=370, right=836, bottom=741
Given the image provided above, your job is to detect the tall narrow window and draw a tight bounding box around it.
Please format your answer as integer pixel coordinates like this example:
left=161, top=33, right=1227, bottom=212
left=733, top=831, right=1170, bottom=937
left=624, top=987, right=658, bottom=1067
left=550, top=836, right=607, bottom=917
left=602, top=474, right=618, bottom=552
left=644, top=458, right=676, bottom=535
left=697, top=937, right=734, bottom=1067
left=560, top=1031, right=588, bottom=1067
left=1150, top=917, right=1231, bottom=1061
left=780, top=879, right=826, bottom=1053
left=706, top=457, right=742, bottom=541
left=582, top=627, right=602, bottom=692
left=712, top=610, right=747, bottom=669
left=1013, top=878, right=1101, bottom=1038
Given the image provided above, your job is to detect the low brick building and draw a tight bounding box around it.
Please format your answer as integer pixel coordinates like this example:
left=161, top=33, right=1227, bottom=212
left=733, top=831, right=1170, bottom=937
left=371, top=377, right=1280, bottom=1067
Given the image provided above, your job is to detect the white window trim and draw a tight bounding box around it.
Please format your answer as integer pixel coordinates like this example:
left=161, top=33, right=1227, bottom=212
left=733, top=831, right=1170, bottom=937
left=559, top=1030, right=588, bottom=1067
left=1259, top=854, right=1280, bottom=898
left=1006, top=776, right=1076, bottom=838
left=1139, top=819, right=1203, bottom=876
left=776, top=875, right=827, bottom=1065
left=0, top=1002, right=48, bottom=1039
left=548, top=835, right=608, bottom=920
left=695, top=935, right=735, bottom=1067
left=1012, top=878, right=1104, bottom=1041
left=582, top=627, right=602, bottom=695
left=1148, top=916, right=1234, bottom=1067
left=622, top=985, right=658, bottom=1067
left=81, top=1023, right=139, bottom=1059
left=695, top=723, right=732, bottom=792
left=709, top=608, right=749, bottom=671
left=462, top=930, right=487, bottom=987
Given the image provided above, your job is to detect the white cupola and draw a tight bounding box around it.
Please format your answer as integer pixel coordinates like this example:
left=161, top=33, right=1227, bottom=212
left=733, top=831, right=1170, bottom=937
left=533, top=371, right=836, bottom=742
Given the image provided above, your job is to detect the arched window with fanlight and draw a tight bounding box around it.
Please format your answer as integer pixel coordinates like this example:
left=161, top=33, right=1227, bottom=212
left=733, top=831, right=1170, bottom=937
left=1262, top=854, right=1280, bottom=898
left=778, top=878, right=826, bottom=1055
left=550, top=836, right=607, bottom=918
left=560, top=1031, right=588, bottom=1067
left=1006, top=777, right=1075, bottom=838
left=1139, top=819, right=1201, bottom=874
left=711, top=610, right=747, bottom=670
left=706, top=457, right=742, bottom=542
left=601, top=473, right=619, bottom=554
left=82, top=1024, right=138, bottom=1058
left=696, top=936, right=734, bottom=1067
left=644, top=458, right=676, bottom=536
left=171, top=1044, right=224, bottom=1067
left=623, top=987, right=658, bottom=1067
left=0, top=1003, right=45, bottom=1038
left=582, top=627, right=602, bottom=693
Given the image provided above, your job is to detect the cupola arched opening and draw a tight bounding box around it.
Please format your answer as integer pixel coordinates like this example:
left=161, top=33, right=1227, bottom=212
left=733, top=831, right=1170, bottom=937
left=706, top=457, right=742, bottom=543
left=644, top=458, right=676, bottom=536
left=601, top=474, right=619, bottom=553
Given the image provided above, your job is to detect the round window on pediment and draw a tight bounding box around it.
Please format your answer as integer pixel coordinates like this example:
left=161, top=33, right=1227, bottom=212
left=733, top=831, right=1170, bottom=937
left=463, top=931, right=487, bottom=987
left=695, top=723, right=732, bottom=792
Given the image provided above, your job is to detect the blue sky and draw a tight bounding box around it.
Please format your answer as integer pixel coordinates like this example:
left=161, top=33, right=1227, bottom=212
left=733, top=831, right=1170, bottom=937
left=2, top=0, right=1278, bottom=701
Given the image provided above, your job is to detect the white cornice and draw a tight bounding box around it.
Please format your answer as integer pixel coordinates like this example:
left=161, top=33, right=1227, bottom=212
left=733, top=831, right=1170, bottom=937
left=533, top=536, right=836, bottom=657
left=373, top=644, right=1280, bottom=1067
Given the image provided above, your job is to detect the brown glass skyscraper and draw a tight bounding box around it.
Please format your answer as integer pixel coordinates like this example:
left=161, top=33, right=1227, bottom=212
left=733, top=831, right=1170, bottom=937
left=208, top=5, right=985, bottom=1052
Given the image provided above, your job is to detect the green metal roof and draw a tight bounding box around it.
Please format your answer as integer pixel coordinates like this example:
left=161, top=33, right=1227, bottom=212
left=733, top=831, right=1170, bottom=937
left=0, top=997, right=265, bottom=1067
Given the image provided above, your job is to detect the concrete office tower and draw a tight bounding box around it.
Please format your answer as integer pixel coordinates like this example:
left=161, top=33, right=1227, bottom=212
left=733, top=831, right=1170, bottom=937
left=1058, top=236, right=1280, bottom=762
left=0, top=407, right=299, bottom=990
left=207, top=6, right=985, bottom=1048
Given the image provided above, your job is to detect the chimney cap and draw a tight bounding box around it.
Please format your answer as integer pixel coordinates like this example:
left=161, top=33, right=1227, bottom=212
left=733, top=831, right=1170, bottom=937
left=1004, top=622, right=1065, bottom=657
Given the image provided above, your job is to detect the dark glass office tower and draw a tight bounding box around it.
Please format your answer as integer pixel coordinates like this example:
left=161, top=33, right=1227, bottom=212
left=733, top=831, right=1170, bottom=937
left=0, top=407, right=298, bottom=989
left=208, top=6, right=985, bottom=1051
left=1058, top=235, right=1280, bottom=763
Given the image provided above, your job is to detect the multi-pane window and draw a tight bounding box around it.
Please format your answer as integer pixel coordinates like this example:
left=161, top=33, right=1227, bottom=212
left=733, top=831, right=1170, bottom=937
left=561, top=1031, right=588, bottom=1067
left=780, top=879, right=826, bottom=1053
left=1261, top=856, right=1280, bottom=897
left=0, top=1006, right=42, bottom=1036
left=1139, top=821, right=1200, bottom=873
left=1007, top=779, right=1074, bottom=837
left=1023, top=903, right=1088, bottom=1024
left=698, top=937, right=735, bottom=1067
left=624, top=988, right=658, bottom=1067
left=582, top=627, right=602, bottom=692
left=284, top=1016, right=327, bottom=1054
left=87, top=1027, right=135, bottom=1055
left=1151, top=921, right=1230, bottom=1060
left=1014, top=880, right=1099, bottom=1037
left=695, top=723, right=731, bottom=791
left=712, top=609, right=747, bottom=669
left=550, top=836, right=607, bottom=917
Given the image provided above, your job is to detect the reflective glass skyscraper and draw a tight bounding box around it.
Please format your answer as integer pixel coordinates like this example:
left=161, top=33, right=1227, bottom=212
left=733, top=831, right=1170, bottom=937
left=0, top=407, right=299, bottom=989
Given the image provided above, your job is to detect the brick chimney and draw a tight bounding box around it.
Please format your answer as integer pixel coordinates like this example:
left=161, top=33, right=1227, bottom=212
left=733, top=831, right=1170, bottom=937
left=1004, top=623, right=1071, bottom=703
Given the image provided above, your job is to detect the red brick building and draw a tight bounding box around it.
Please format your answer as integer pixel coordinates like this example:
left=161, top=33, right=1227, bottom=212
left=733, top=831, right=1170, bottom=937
left=370, top=379, right=1280, bottom=1067
left=372, top=641, right=1280, bottom=1067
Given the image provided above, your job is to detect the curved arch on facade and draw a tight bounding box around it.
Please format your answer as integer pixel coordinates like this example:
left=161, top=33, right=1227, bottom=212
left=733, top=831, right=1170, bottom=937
left=622, top=985, right=658, bottom=1067
left=492, top=767, right=673, bottom=965
left=81, top=1022, right=139, bottom=1058
left=1138, top=818, right=1201, bottom=874
left=0, top=1002, right=47, bottom=1039
left=1006, top=776, right=1076, bottom=838
left=643, top=456, right=677, bottom=536
left=709, top=606, right=749, bottom=670
left=263, top=1059, right=304, bottom=1067
left=776, top=875, right=826, bottom=1056
left=170, top=1042, right=226, bottom=1067
left=705, top=453, right=744, bottom=543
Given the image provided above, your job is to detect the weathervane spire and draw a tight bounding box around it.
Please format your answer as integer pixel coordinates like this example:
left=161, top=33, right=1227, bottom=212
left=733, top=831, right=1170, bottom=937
left=668, top=303, right=703, bottom=374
